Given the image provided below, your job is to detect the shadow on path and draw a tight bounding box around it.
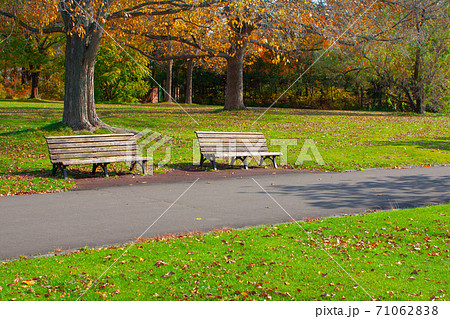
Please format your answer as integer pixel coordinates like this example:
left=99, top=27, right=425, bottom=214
left=256, top=173, right=450, bottom=211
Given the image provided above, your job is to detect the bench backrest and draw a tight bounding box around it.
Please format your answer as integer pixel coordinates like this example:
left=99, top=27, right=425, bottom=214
left=195, top=131, right=269, bottom=155
left=45, top=134, right=139, bottom=162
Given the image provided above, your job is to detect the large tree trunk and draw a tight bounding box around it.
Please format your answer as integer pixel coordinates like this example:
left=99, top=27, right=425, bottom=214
left=185, top=59, right=193, bottom=104
left=165, top=59, right=173, bottom=103
left=62, top=32, right=102, bottom=131
left=224, top=45, right=246, bottom=110
left=59, top=0, right=127, bottom=132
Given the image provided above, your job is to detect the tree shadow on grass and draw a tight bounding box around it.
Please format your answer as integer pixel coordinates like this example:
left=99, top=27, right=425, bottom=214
left=0, top=122, right=68, bottom=137
left=264, top=173, right=450, bottom=212
left=369, top=138, right=450, bottom=151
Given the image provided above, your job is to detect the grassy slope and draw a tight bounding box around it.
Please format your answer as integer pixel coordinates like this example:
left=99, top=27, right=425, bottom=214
left=0, top=204, right=448, bottom=301
left=0, top=100, right=449, bottom=195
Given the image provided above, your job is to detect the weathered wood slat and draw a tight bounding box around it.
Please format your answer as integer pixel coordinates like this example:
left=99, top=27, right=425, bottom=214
left=54, top=156, right=152, bottom=166
left=197, top=134, right=264, bottom=139
left=199, top=144, right=268, bottom=148
left=50, top=150, right=140, bottom=160
left=199, top=142, right=268, bottom=147
left=49, top=146, right=138, bottom=154
left=46, top=135, right=135, bottom=144
left=203, top=152, right=282, bottom=157
left=197, top=139, right=266, bottom=144
left=46, top=133, right=134, bottom=139
left=47, top=141, right=137, bottom=149
left=196, top=131, right=263, bottom=134
left=196, top=131, right=264, bottom=135
left=200, top=147, right=269, bottom=152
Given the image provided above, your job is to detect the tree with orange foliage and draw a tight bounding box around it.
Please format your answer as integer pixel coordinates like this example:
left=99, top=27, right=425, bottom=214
left=121, top=0, right=326, bottom=110
left=0, top=0, right=219, bottom=130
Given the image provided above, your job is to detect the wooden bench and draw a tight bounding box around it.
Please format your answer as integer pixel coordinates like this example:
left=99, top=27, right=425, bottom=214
left=195, top=131, right=282, bottom=170
left=45, top=133, right=150, bottom=179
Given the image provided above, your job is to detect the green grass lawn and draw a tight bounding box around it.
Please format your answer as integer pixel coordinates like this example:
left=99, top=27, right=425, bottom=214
left=1, top=99, right=449, bottom=195
left=0, top=204, right=448, bottom=301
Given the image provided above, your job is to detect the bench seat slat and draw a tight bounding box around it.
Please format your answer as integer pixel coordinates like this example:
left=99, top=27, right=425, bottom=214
left=198, top=137, right=266, bottom=144
left=197, top=134, right=264, bottom=139
left=200, top=147, right=269, bottom=153
left=196, top=131, right=265, bottom=135
left=46, top=133, right=134, bottom=139
left=203, top=152, right=282, bottom=157
left=46, top=135, right=136, bottom=144
left=53, top=156, right=152, bottom=166
left=49, top=146, right=138, bottom=154
left=50, top=150, right=140, bottom=160
left=48, top=141, right=137, bottom=149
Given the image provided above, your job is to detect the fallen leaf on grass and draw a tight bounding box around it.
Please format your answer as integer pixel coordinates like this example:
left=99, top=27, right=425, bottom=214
left=154, top=260, right=169, bottom=267
left=110, top=289, right=120, bottom=295
left=161, top=272, right=175, bottom=279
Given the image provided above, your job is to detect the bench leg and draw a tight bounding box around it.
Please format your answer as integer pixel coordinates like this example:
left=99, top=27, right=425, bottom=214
left=92, top=164, right=99, bottom=175
left=100, top=163, right=109, bottom=177
left=236, top=157, right=248, bottom=169
left=138, top=160, right=147, bottom=175
left=260, top=156, right=278, bottom=168
left=271, top=156, right=278, bottom=169
left=130, top=161, right=136, bottom=172
left=52, top=164, right=68, bottom=179
left=230, top=157, right=236, bottom=166
left=58, top=164, right=68, bottom=179
left=260, top=156, right=265, bottom=166
left=200, top=154, right=205, bottom=168
left=201, top=154, right=216, bottom=170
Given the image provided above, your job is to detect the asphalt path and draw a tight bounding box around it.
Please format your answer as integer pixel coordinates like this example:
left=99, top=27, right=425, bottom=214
left=0, top=166, right=449, bottom=260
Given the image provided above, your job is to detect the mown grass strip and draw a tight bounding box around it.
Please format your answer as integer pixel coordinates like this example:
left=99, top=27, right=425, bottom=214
left=0, top=204, right=448, bottom=301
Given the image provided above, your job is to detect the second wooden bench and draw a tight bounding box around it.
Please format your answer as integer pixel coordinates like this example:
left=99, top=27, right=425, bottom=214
left=195, top=131, right=282, bottom=170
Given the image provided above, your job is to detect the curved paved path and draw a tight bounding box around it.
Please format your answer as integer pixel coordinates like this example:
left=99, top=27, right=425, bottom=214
left=1, top=166, right=449, bottom=260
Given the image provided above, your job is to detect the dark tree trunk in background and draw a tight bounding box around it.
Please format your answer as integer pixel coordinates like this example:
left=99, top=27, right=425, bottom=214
left=185, top=59, right=193, bottom=104
left=165, top=59, right=173, bottom=102
left=29, top=65, right=40, bottom=99
left=224, top=44, right=246, bottom=110
left=377, top=82, right=382, bottom=109
left=411, top=48, right=424, bottom=114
